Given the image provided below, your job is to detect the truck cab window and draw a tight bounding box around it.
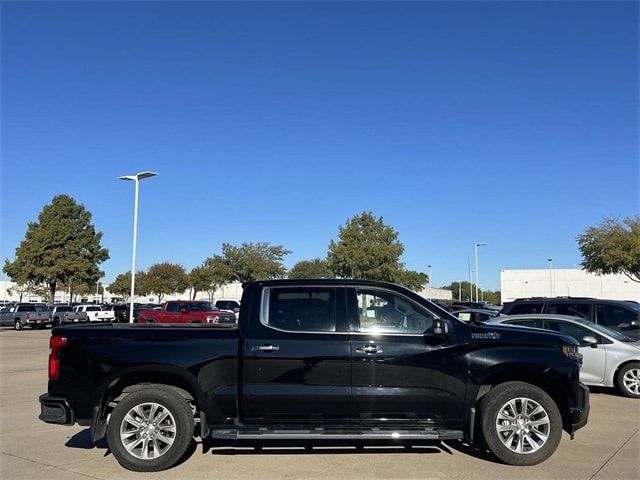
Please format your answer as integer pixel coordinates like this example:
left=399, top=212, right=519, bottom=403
left=265, top=287, right=336, bottom=332
left=354, top=289, right=435, bottom=334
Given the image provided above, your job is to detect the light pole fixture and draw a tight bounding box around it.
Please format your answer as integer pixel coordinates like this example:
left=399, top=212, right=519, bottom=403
left=547, top=257, right=553, bottom=298
left=474, top=243, right=487, bottom=303
left=118, top=171, right=158, bottom=323
left=427, top=265, right=432, bottom=300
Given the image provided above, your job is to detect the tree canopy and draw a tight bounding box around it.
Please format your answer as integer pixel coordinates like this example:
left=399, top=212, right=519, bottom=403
left=288, top=258, right=333, bottom=279
left=145, top=263, right=189, bottom=302
left=189, top=259, right=235, bottom=300
left=212, top=242, right=291, bottom=283
left=577, top=215, right=640, bottom=283
left=3, top=195, right=109, bottom=303
left=327, top=211, right=427, bottom=291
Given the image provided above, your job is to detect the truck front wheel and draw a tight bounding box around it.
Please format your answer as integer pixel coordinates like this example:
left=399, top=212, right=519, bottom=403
left=479, top=381, right=562, bottom=466
left=106, top=387, right=195, bottom=472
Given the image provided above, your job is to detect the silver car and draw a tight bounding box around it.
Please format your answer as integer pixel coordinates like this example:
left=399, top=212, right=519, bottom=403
left=488, top=314, right=640, bottom=398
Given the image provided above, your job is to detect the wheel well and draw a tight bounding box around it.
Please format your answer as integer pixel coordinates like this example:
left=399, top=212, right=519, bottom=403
left=100, top=372, right=200, bottom=416
left=614, top=360, right=640, bottom=383
left=477, top=371, right=570, bottom=431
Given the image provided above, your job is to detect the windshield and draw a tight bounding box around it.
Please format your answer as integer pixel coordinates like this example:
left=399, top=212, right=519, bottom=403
left=622, top=301, right=640, bottom=312
left=570, top=316, right=633, bottom=342
left=190, top=302, right=217, bottom=312
left=56, top=306, right=73, bottom=312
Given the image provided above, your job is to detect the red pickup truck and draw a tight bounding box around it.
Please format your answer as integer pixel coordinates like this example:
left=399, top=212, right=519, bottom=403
left=137, top=301, right=236, bottom=324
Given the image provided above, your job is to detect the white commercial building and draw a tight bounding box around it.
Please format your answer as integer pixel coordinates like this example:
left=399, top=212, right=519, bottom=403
left=501, top=269, right=640, bottom=303
left=1, top=279, right=451, bottom=304
left=0, top=280, right=244, bottom=304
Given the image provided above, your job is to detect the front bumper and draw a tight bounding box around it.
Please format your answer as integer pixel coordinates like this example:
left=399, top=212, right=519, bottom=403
left=39, top=394, right=75, bottom=425
left=569, top=382, right=590, bottom=435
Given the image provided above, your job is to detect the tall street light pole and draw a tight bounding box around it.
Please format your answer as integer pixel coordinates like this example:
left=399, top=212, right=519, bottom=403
left=118, top=171, right=158, bottom=323
left=475, top=243, right=487, bottom=303
left=427, top=265, right=432, bottom=300
left=547, top=257, right=553, bottom=297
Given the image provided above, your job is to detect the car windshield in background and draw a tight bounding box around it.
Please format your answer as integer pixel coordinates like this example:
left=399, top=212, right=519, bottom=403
left=570, top=316, right=632, bottom=342
left=21, top=305, right=37, bottom=312
left=55, top=306, right=73, bottom=312
left=623, top=301, right=640, bottom=312
left=190, top=302, right=217, bottom=312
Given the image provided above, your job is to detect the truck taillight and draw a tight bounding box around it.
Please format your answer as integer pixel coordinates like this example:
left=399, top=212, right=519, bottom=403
left=25, top=312, right=30, bottom=320
left=48, top=335, right=67, bottom=380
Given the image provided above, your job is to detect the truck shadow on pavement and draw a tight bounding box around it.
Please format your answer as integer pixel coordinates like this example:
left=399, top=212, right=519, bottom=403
left=66, top=429, right=499, bottom=464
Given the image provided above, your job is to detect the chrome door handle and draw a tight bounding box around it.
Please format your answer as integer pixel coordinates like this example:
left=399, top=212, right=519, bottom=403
left=359, top=345, right=382, bottom=354
left=251, top=344, right=280, bottom=352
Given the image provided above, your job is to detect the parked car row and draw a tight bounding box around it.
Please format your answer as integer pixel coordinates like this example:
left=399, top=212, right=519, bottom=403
left=1, top=298, right=242, bottom=330
left=500, top=297, right=640, bottom=340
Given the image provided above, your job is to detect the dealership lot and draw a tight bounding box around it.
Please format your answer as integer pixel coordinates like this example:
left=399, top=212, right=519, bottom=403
left=1, top=328, right=638, bottom=480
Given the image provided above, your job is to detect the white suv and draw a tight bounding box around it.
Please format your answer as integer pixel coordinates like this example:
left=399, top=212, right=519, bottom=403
left=214, top=299, right=241, bottom=319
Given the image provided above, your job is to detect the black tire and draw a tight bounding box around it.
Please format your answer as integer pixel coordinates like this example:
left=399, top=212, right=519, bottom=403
left=14, top=319, right=22, bottom=331
left=616, top=363, right=640, bottom=398
left=106, top=386, right=195, bottom=472
left=479, top=381, right=562, bottom=466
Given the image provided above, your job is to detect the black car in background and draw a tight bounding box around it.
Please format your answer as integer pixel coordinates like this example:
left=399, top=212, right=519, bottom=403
left=110, top=304, right=129, bottom=322
left=501, top=297, right=640, bottom=340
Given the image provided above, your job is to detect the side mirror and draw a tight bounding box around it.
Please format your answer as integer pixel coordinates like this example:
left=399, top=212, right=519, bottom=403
left=433, top=320, right=443, bottom=335
left=581, top=335, right=598, bottom=348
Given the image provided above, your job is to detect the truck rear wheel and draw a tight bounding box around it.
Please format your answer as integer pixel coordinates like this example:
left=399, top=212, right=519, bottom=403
left=106, top=387, right=195, bottom=472
left=479, top=381, right=562, bottom=466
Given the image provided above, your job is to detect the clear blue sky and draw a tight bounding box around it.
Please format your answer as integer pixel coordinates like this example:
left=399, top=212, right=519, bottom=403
left=2, top=1, right=638, bottom=290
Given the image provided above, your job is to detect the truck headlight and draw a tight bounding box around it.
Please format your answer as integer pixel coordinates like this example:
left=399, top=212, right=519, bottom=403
left=562, top=344, right=582, bottom=363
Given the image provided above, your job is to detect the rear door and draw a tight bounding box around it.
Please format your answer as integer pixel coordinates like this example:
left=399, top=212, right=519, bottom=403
left=243, top=285, right=351, bottom=421
left=346, top=286, right=466, bottom=425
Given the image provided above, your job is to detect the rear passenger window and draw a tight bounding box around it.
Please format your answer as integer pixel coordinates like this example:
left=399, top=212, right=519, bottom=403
left=509, top=319, right=543, bottom=328
left=596, top=305, right=637, bottom=327
left=545, top=303, right=590, bottom=319
left=265, top=287, right=336, bottom=332
left=507, top=303, right=544, bottom=315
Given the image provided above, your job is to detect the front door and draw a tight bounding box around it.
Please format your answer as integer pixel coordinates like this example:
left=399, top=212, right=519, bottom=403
left=544, top=319, right=607, bottom=384
left=347, top=287, right=467, bottom=426
left=243, top=285, right=351, bottom=422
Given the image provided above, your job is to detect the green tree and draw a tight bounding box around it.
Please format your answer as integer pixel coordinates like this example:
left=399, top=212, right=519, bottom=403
left=327, top=211, right=427, bottom=290
left=145, top=263, right=189, bottom=302
left=3, top=195, right=109, bottom=303
left=578, top=215, right=640, bottom=283
left=108, top=271, right=151, bottom=302
left=442, top=281, right=501, bottom=305
left=288, top=258, right=333, bottom=279
left=215, top=242, right=291, bottom=282
left=191, top=258, right=236, bottom=301
left=108, top=273, right=132, bottom=302
left=6, top=281, right=43, bottom=303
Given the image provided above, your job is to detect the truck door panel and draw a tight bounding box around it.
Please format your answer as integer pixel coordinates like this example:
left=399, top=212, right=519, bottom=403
left=243, top=286, right=351, bottom=420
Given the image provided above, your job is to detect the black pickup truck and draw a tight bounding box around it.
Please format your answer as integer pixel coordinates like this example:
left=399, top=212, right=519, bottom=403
left=39, top=279, right=589, bottom=472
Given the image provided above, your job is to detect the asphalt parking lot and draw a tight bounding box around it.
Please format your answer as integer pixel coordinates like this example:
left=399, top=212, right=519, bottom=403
left=0, top=328, right=638, bottom=480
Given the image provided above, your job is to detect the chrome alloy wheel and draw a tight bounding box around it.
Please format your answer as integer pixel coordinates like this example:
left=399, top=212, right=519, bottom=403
left=495, top=397, right=550, bottom=454
left=622, top=368, right=640, bottom=396
left=119, top=402, right=176, bottom=460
